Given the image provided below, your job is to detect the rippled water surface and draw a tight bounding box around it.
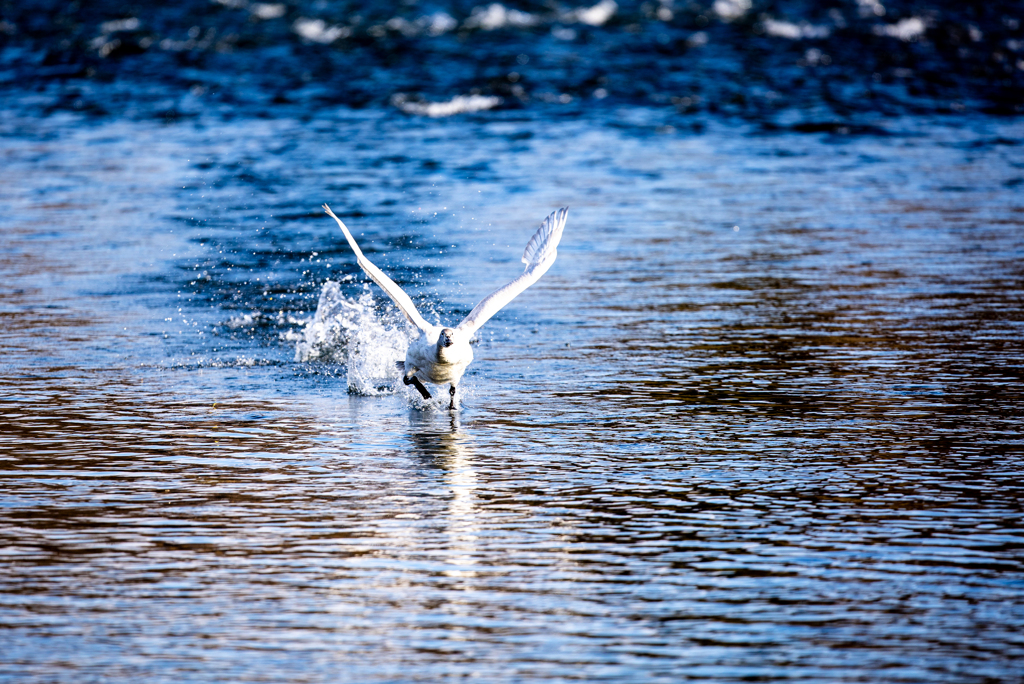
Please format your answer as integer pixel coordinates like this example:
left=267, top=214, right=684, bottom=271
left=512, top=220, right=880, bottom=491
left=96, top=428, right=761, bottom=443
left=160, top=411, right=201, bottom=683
left=2, top=107, right=1023, bottom=682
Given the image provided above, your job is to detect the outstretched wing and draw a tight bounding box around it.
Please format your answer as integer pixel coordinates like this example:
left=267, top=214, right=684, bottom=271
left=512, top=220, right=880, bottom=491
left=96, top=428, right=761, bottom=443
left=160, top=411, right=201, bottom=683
left=323, top=204, right=434, bottom=334
left=456, top=207, right=568, bottom=335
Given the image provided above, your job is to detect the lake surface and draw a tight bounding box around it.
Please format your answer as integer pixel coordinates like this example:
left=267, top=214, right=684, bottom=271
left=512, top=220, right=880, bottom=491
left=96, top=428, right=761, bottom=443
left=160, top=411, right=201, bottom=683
left=3, top=108, right=1022, bottom=683
left=2, top=1, right=1024, bottom=681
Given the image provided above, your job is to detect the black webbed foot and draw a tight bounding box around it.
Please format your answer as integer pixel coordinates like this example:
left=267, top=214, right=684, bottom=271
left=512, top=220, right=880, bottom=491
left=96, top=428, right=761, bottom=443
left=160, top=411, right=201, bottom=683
left=403, top=369, right=431, bottom=400
left=449, top=384, right=457, bottom=410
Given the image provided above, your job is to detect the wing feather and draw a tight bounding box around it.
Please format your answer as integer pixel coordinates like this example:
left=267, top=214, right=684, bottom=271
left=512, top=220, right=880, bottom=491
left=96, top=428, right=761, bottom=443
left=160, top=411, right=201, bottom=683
left=521, top=207, right=567, bottom=266
left=323, top=204, right=434, bottom=334
left=457, top=208, right=568, bottom=335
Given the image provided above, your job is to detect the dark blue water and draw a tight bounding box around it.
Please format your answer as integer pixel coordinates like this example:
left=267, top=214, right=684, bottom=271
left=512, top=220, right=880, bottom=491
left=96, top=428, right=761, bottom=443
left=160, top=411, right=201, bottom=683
left=2, top=2, right=1024, bottom=682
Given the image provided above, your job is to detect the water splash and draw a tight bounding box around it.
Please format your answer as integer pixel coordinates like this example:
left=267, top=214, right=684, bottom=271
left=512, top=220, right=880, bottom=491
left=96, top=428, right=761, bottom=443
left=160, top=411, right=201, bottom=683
left=291, top=281, right=412, bottom=395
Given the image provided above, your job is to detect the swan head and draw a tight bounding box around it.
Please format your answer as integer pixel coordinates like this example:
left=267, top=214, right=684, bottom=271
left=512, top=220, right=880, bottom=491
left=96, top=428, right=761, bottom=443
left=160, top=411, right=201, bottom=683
left=438, top=327, right=457, bottom=349
left=435, top=327, right=471, bottom=365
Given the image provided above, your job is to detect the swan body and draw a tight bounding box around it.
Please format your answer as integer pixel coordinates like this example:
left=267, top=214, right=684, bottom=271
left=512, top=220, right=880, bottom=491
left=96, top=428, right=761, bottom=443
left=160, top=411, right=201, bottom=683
left=405, top=326, right=473, bottom=385
left=322, top=204, right=568, bottom=409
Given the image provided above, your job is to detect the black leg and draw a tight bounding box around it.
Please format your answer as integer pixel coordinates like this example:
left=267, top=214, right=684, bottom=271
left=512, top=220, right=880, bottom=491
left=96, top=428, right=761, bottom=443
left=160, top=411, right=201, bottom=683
left=449, top=384, right=456, bottom=410
left=403, top=369, right=431, bottom=399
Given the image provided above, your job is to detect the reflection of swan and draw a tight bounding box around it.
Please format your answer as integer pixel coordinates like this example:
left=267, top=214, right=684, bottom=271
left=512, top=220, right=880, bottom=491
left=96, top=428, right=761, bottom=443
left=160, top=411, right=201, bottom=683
left=407, top=412, right=479, bottom=578
left=324, top=205, right=568, bottom=409
left=441, top=438, right=477, bottom=578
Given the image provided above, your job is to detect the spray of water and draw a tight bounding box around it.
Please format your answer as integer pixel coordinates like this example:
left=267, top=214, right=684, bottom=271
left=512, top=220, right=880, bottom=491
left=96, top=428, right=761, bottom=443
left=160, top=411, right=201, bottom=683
left=292, top=280, right=413, bottom=395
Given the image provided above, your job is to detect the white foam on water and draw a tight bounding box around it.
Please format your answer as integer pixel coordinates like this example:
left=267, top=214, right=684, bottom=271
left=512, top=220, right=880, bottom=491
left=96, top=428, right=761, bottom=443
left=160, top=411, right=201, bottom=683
left=250, top=3, right=286, bottom=20
left=463, top=4, right=540, bottom=31
left=874, top=17, right=926, bottom=42
left=391, top=93, right=503, bottom=118
left=290, top=281, right=413, bottom=395
left=763, top=18, right=831, bottom=40
left=225, top=311, right=262, bottom=329
left=567, top=0, right=617, bottom=27
left=292, top=18, right=351, bottom=43
left=99, top=17, right=141, bottom=33
left=713, top=0, right=751, bottom=22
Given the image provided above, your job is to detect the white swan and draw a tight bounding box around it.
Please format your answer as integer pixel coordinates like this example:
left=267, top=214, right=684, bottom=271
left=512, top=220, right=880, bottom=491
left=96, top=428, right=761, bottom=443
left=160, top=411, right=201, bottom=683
left=323, top=204, right=568, bottom=409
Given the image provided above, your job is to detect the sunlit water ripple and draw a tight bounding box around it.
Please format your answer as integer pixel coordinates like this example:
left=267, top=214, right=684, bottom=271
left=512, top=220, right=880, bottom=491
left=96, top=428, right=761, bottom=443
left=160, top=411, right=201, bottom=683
left=1, top=109, right=1023, bottom=682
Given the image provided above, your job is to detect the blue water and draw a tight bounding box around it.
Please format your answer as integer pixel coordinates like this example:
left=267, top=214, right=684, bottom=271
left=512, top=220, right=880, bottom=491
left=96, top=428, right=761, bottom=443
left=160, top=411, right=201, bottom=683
left=2, top=1, right=1024, bottom=681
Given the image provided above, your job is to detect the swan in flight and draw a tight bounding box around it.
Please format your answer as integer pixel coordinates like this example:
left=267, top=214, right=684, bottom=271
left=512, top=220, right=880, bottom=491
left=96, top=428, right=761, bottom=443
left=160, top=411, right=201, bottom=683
left=323, top=204, right=568, bottom=409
